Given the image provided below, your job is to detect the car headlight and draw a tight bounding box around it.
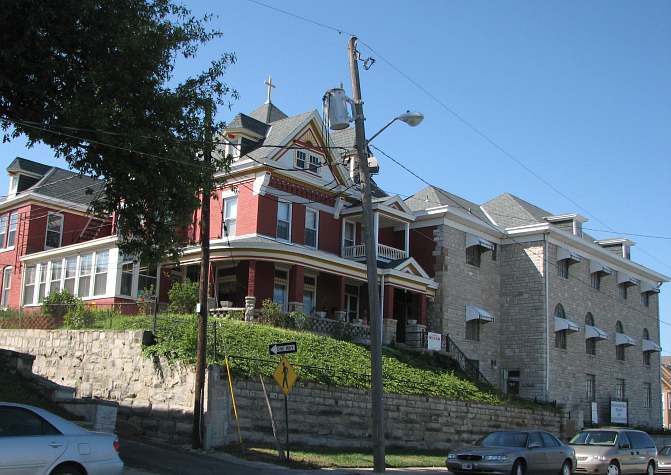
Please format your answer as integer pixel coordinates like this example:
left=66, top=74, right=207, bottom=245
left=447, top=454, right=457, bottom=460
left=587, top=455, right=608, bottom=462
left=484, top=455, right=508, bottom=462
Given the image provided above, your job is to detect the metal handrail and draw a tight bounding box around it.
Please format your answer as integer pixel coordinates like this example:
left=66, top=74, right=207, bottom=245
left=445, top=333, right=493, bottom=388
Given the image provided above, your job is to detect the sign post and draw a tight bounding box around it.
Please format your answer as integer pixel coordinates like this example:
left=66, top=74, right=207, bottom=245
left=271, top=343, right=298, bottom=462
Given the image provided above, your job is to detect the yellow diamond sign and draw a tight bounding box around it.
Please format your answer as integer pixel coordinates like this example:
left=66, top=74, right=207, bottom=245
left=273, top=356, right=297, bottom=396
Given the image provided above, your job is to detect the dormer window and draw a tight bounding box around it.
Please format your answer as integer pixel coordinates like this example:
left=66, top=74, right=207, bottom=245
left=309, top=154, right=320, bottom=173
left=544, top=214, right=587, bottom=237
left=224, top=136, right=240, bottom=160
left=294, top=149, right=322, bottom=175
left=296, top=150, right=306, bottom=169
left=7, top=175, right=17, bottom=197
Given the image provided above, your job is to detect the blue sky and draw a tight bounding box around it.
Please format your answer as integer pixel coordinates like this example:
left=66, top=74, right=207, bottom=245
left=2, top=0, right=670, bottom=349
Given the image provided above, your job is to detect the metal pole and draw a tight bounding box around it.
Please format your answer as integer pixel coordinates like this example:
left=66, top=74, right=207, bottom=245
left=348, top=36, right=385, bottom=473
left=284, top=394, right=290, bottom=463
left=192, top=99, right=213, bottom=449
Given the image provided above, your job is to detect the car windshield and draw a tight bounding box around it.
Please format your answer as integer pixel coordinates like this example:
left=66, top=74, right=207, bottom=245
left=480, top=432, right=528, bottom=448
left=570, top=431, right=618, bottom=446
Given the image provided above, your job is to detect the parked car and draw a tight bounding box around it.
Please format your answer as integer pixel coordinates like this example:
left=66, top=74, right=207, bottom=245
left=569, top=428, right=657, bottom=475
left=0, top=402, right=123, bottom=475
left=446, top=430, right=575, bottom=474
left=658, top=446, right=671, bottom=474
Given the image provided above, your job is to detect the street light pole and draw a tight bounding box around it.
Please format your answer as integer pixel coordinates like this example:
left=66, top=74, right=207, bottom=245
left=348, top=36, right=385, bottom=473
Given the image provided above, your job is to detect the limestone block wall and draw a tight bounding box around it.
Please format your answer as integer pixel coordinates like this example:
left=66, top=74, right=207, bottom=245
left=228, top=378, right=562, bottom=450
left=0, top=329, right=195, bottom=442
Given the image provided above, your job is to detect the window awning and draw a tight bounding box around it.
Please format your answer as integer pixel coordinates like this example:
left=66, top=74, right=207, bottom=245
left=557, top=246, right=583, bottom=263
left=589, top=260, right=613, bottom=276
left=465, top=233, right=495, bottom=251
left=640, top=280, right=660, bottom=294
left=554, top=317, right=581, bottom=333
left=615, top=332, right=636, bottom=347
left=585, top=325, right=608, bottom=341
left=617, top=272, right=640, bottom=287
left=642, top=339, right=661, bottom=353
left=465, top=304, right=495, bottom=323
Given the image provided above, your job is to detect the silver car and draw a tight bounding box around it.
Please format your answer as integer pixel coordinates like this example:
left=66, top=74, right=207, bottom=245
left=658, top=446, right=671, bottom=474
left=569, top=428, right=657, bottom=475
left=0, top=402, right=123, bottom=475
left=446, top=430, right=576, bottom=475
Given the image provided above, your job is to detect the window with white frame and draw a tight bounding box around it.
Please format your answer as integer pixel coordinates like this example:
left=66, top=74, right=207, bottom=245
left=305, top=208, right=318, bottom=248
left=45, top=213, right=64, bottom=249
left=49, top=260, right=62, bottom=294
left=1, top=267, right=11, bottom=306
left=7, top=212, right=18, bottom=248
left=308, top=154, right=320, bottom=173
left=273, top=269, right=288, bottom=311
left=37, top=263, right=48, bottom=302
left=295, top=150, right=307, bottom=169
left=223, top=196, right=238, bottom=238
left=343, top=221, right=356, bottom=248
left=93, top=250, right=109, bottom=296
left=63, top=256, right=77, bottom=295
left=276, top=202, right=291, bottom=241
left=22, top=266, right=36, bottom=305
left=8, top=176, right=17, bottom=196
left=77, top=254, right=93, bottom=297
left=120, top=255, right=134, bottom=297
left=303, top=276, right=316, bottom=315
left=0, top=215, right=7, bottom=248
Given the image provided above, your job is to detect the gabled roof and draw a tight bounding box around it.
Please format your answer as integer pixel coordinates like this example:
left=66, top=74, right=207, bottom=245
left=405, top=185, right=490, bottom=223
left=248, top=102, right=288, bottom=124
left=7, top=157, right=52, bottom=177
left=245, top=111, right=314, bottom=163
left=226, top=113, right=270, bottom=137
left=329, top=128, right=356, bottom=156
left=481, top=192, right=552, bottom=229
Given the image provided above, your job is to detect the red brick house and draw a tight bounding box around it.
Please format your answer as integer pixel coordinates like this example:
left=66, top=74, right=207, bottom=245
left=2, top=99, right=438, bottom=337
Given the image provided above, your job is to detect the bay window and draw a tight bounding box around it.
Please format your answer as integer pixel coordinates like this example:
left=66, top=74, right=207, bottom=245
left=63, top=257, right=77, bottom=294
left=93, top=250, right=109, bottom=296
left=22, top=266, right=36, bottom=305
left=49, top=260, right=62, bottom=294
left=78, top=254, right=93, bottom=297
left=37, top=263, right=48, bottom=302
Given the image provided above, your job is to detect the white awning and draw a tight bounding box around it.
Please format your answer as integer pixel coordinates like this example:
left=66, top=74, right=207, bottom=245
left=557, top=246, right=583, bottom=263
left=615, top=332, right=636, bottom=347
left=465, top=304, right=495, bottom=323
left=465, top=233, right=495, bottom=251
left=617, top=271, right=640, bottom=287
left=554, top=317, right=581, bottom=333
left=589, top=260, right=613, bottom=275
left=642, top=339, right=662, bottom=353
left=640, top=280, right=660, bottom=294
left=585, top=325, right=608, bottom=341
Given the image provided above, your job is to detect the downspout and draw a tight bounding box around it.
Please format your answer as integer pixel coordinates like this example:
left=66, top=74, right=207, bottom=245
left=544, top=233, right=550, bottom=401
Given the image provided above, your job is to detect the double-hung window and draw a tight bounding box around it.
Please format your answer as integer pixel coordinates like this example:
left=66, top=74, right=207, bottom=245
left=22, top=266, right=36, bottom=305
left=45, top=213, right=64, bottom=249
left=345, top=285, right=359, bottom=321
left=1, top=267, right=11, bottom=306
left=93, top=251, right=109, bottom=296
left=303, top=276, right=316, bottom=315
left=120, top=255, right=134, bottom=297
left=37, top=263, right=48, bottom=303
left=7, top=212, right=18, bottom=248
left=296, top=150, right=307, bottom=169
left=305, top=208, right=318, bottom=248
left=223, top=196, right=238, bottom=238
left=309, top=154, right=320, bottom=173
left=63, top=257, right=77, bottom=295
left=49, top=260, right=62, bottom=294
left=78, top=254, right=93, bottom=297
left=276, top=202, right=291, bottom=241
left=273, top=269, right=288, bottom=311
left=0, top=215, right=7, bottom=248
left=343, top=221, right=356, bottom=248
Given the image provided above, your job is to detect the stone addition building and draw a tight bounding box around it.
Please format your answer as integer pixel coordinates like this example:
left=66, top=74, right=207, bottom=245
left=407, top=186, right=667, bottom=428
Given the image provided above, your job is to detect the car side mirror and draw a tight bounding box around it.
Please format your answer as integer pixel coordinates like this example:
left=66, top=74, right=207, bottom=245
left=528, top=442, right=542, bottom=449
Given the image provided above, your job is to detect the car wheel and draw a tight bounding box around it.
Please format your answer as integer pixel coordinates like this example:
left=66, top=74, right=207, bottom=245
left=559, top=459, right=572, bottom=475
left=511, top=459, right=526, bottom=475
left=51, top=463, right=85, bottom=475
left=606, top=461, right=620, bottom=475
left=647, top=461, right=655, bottom=475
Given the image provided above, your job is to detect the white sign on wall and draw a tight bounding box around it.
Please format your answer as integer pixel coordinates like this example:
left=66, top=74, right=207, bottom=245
left=427, top=332, right=442, bottom=351
left=610, top=401, right=628, bottom=424
left=591, top=402, right=598, bottom=424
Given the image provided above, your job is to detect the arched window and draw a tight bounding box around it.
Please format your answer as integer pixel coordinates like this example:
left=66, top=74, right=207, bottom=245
left=616, top=321, right=625, bottom=361
left=554, top=304, right=567, bottom=349
left=643, top=328, right=651, bottom=366
left=585, top=313, right=596, bottom=355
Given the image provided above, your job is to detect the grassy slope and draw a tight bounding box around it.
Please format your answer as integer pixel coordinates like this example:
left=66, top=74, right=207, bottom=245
left=99, top=313, right=500, bottom=404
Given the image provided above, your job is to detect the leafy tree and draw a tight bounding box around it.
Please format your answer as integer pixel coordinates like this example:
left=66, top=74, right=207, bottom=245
left=0, top=0, right=237, bottom=262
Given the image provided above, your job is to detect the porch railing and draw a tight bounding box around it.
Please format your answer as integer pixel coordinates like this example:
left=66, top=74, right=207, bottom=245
left=445, top=333, right=493, bottom=388
left=342, top=243, right=408, bottom=260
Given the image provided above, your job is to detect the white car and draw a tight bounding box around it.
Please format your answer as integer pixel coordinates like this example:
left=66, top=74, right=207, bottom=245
left=0, top=402, right=123, bottom=475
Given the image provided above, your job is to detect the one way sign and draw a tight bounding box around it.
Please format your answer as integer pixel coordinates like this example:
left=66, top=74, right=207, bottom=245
left=269, top=341, right=297, bottom=356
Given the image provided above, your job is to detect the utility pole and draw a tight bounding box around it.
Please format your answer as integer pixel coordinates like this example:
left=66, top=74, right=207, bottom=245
left=348, top=36, right=385, bottom=473
left=192, top=99, right=213, bottom=449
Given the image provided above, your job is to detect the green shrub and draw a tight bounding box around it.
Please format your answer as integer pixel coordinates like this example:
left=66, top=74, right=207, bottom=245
left=258, top=299, right=284, bottom=326
left=42, top=290, right=80, bottom=319
left=168, top=280, right=199, bottom=314
left=287, top=311, right=310, bottom=330
left=63, top=302, right=94, bottom=329
left=0, top=308, right=21, bottom=320
left=225, top=310, right=244, bottom=321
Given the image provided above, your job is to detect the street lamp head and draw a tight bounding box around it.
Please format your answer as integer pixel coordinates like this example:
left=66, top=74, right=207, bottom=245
left=397, top=111, right=424, bottom=127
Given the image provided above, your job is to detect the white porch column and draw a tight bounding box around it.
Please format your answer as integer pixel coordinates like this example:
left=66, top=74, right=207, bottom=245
left=404, top=222, right=410, bottom=256
left=373, top=212, right=379, bottom=260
